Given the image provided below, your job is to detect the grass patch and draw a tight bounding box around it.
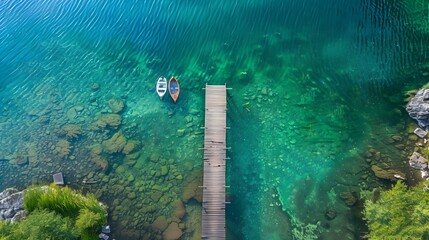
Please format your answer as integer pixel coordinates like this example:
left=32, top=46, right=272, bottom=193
left=18, top=184, right=108, bottom=239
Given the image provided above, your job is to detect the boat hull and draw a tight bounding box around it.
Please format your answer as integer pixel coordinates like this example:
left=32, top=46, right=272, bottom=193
left=169, top=76, right=180, bottom=103
left=156, top=77, right=167, bottom=99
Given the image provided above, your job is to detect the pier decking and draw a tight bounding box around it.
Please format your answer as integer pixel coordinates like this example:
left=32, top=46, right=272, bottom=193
left=202, top=84, right=228, bottom=240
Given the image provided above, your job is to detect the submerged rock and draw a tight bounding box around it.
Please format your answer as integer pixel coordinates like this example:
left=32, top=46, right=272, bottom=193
left=94, top=113, right=122, bottom=129
left=66, top=108, right=78, bottom=120
left=90, top=144, right=103, bottom=155
left=102, top=131, right=127, bottom=154
left=150, top=153, right=160, bottom=162
left=94, top=158, right=109, bottom=173
left=122, top=140, right=138, bottom=155
left=189, top=109, right=199, bottom=115
left=108, top=98, right=125, bottom=114
left=53, top=140, right=72, bottom=158
left=152, top=215, right=168, bottom=232
left=14, top=155, right=28, bottom=166
left=162, top=222, right=182, bottom=240
left=91, top=83, right=100, bottom=91
left=161, top=166, right=169, bottom=176
left=172, top=200, right=185, bottom=219
left=325, top=208, right=336, bottom=220
left=176, top=129, right=185, bottom=137
left=371, top=165, right=405, bottom=181
left=58, top=124, right=82, bottom=139
left=339, top=192, right=357, bottom=207
left=127, top=192, right=136, bottom=200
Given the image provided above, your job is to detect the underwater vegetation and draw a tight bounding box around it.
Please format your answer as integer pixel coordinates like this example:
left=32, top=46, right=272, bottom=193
left=363, top=181, right=429, bottom=239
left=0, top=184, right=107, bottom=240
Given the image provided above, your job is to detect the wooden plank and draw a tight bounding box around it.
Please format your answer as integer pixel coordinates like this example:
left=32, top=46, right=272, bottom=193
left=202, top=85, right=227, bottom=240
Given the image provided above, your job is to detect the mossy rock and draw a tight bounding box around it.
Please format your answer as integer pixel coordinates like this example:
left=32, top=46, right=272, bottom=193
left=371, top=165, right=404, bottom=181
left=128, top=174, right=135, bottom=182
left=391, top=135, right=403, bottom=142
left=407, top=123, right=419, bottom=134
left=152, top=215, right=168, bottom=232
left=374, top=152, right=381, bottom=161
left=59, top=124, right=82, bottom=139
left=135, top=180, right=144, bottom=187
left=172, top=200, right=185, bottom=219
left=90, top=144, right=103, bottom=155
left=95, top=113, right=122, bottom=129
left=176, top=129, right=185, bottom=137
left=123, top=140, right=139, bottom=155
left=91, top=83, right=100, bottom=91
left=109, top=176, right=119, bottom=184
left=123, top=158, right=137, bottom=167
left=128, top=192, right=137, bottom=200
left=162, top=185, right=172, bottom=192
left=148, top=180, right=155, bottom=187
left=14, top=155, right=29, bottom=166
left=116, top=165, right=127, bottom=174
left=185, top=116, right=193, bottom=123
left=112, top=185, right=125, bottom=193
left=409, top=134, right=418, bottom=141
left=150, top=153, right=160, bottom=162
left=108, top=98, right=125, bottom=113
left=339, top=192, right=358, bottom=206
left=53, top=140, right=71, bottom=158
left=102, top=131, right=127, bottom=154
left=126, top=151, right=141, bottom=160
left=162, top=222, right=183, bottom=240
left=102, top=176, right=109, bottom=183
left=189, top=109, right=199, bottom=115
left=161, top=166, right=169, bottom=176
left=150, top=191, right=163, bottom=202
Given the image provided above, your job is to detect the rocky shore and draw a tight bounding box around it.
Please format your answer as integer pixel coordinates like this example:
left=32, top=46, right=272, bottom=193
left=0, top=188, right=25, bottom=222
left=406, top=88, right=429, bottom=179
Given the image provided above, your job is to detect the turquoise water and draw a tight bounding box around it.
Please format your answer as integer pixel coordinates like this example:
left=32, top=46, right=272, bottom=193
left=0, top=0, right=428, bottom=239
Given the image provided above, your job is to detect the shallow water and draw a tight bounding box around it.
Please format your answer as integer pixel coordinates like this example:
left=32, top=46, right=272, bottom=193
left=0, top=0, right=428, bottom=239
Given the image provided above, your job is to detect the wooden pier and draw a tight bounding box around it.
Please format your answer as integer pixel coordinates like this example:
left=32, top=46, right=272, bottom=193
left=202, top=84, right=228, bottom=240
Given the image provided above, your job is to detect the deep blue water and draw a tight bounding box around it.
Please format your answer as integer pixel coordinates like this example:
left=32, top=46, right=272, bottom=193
left=0, top=0, right=428, bottom=239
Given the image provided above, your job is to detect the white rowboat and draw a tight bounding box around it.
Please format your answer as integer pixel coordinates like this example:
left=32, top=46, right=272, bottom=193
left=156, top=76, right=167, bottom=99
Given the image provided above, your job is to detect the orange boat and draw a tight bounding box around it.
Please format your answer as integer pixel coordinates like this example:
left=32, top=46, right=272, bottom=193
left=169, top=76, right=180, bottom=103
